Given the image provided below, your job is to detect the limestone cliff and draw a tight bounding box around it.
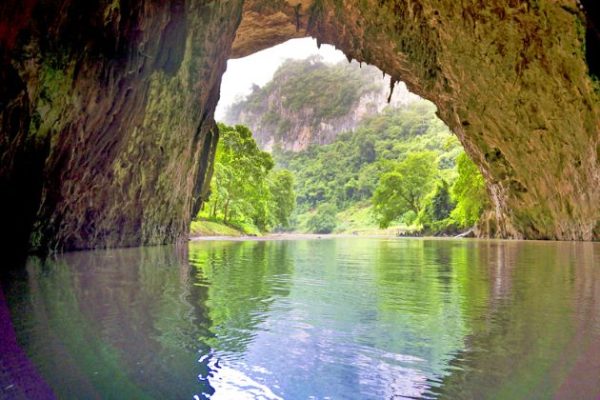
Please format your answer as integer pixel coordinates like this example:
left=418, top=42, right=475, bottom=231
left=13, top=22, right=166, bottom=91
left=0, top=0, right=243, bottom=254
left=224, top=58, right=417, bottom=151
left=0, top=0, right=598, bottom=255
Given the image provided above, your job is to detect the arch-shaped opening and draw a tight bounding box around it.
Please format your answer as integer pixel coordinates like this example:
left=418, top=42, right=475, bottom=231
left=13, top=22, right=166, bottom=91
left=0, top=2, right=599, bottom=398
left=222, top=0, right=600, bottom=241
left=192, top=37, right=486, bottom=237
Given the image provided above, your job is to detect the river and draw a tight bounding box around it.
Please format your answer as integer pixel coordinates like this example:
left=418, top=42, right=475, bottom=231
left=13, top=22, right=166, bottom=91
left=2, top=238, right=600, bottom=399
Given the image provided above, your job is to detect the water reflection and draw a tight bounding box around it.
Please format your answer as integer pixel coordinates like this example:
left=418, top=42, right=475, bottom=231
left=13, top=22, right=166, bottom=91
left=427, top=240, right=600, bottom=400
left=3, top=239, right=600, bottom=399
left=7, top=246, right=212, bottom=399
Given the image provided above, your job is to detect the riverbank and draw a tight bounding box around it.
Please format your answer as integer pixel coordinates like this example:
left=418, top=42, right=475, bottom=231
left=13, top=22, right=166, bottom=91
left=190, top=220, right=245, bottom=237
left=189, top=219, right=467, bottom=241
left=189, top=232, right=413, bottom=242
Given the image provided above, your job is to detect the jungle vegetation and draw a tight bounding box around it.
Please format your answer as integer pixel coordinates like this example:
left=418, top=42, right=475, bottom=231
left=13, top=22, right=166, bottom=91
left=274, top=101, right=488, bottom=234
left=195, top=124, right=296, bottom=235
left=203, top=58, right=488, bottom=236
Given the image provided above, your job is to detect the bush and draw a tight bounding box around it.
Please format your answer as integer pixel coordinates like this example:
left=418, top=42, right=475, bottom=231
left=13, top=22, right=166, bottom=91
left=306, top=204, right=338, bottom=234
left=418, top=180, right=459, bottom=235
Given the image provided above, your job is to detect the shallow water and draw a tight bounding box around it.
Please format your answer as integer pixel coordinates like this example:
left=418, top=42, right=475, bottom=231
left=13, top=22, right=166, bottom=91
left=3, top=238, right=600, bottom=399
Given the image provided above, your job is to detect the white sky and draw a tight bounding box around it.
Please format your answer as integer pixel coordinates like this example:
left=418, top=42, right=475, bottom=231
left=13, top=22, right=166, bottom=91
left=215, top=38, right=347, bottom=120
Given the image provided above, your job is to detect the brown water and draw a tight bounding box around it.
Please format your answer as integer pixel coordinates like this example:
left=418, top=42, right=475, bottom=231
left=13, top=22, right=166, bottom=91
left=3, top=238, right=600, bottom=399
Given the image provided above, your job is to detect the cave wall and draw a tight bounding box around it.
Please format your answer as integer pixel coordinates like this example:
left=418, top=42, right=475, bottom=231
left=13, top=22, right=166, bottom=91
left=0, top=0, right=598, bottom=255
left=236, top=0, right=600, bottom=240
left=0, top=0, right=243, bottom=254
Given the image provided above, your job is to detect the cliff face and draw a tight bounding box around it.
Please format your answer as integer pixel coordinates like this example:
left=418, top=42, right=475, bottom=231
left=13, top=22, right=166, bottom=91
left=0, top=0, right=598, bottom=255
left=224, top=59, right=417, bottom=151
left=0, top=0, right=243, bottom=254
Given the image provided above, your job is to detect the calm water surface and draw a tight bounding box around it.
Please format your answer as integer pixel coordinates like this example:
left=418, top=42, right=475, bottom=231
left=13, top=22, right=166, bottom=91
left=3, top=238, right=600, bottom=399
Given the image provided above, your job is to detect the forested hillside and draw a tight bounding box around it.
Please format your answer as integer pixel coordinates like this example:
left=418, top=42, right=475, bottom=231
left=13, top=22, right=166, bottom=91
left=274, top=102, right=488, bottom=235
left=224, top=56, right=417, bottom=151
left=207, top=59, right=489, bottom=237
left=199, top=104, right=487, bottom=236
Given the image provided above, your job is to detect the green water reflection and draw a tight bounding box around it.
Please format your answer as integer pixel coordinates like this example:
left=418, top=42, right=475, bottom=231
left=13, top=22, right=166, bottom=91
left=5, top=238, right=600, bottom=399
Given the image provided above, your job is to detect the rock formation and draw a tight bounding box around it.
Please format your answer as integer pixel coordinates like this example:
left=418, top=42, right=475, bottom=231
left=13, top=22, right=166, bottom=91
left=0, top=0, right=598, bottom=255
left=224, top=58, right=417, bottom=151
left=0, top=1, right=243, bottom=254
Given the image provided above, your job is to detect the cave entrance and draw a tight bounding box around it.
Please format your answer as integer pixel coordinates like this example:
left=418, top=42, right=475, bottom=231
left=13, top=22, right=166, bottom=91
left=191, top=38, right=483, bottom=238
left=1, top=0, right=596, bottom=256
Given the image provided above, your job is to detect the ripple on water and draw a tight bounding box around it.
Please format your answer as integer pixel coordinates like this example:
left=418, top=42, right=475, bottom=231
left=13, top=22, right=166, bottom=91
left=2, top=238, right=599, bottom=399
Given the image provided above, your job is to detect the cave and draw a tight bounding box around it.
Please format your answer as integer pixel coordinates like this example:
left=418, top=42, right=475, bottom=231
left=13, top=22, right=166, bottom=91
left=0, top=0, right=599, bottom=257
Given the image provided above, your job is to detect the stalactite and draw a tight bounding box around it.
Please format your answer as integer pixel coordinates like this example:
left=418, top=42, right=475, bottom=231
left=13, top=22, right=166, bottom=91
left=387, top=78, right=397, bottom=103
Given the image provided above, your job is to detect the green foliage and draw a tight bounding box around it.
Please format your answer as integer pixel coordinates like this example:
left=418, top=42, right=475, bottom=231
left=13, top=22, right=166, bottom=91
left=275, top=102, right=459, bottom=212
left=418, top=180, right=457, bottom=234
left=270, top=100, right=491, bottom=234
left=451, top=152, right=489, bottom=228
left=428, top=181, right=455, bottom=220
left=274, top=103, right=491, bottom=234
left=199, top=123, right=295, bottom=232
left=268, top=169, right=296, bottom=229
left=373, top=151, right=487, bottom=233
left=372, top=151, right=439, bottom=228
left=306, top=204, right=338, bottom=234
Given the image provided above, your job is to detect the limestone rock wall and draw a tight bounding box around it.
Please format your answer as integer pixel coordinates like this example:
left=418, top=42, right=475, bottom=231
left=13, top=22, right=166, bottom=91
left=0, top=0, right=243, bottom=253
left=224, top=61, right=417, bottom=152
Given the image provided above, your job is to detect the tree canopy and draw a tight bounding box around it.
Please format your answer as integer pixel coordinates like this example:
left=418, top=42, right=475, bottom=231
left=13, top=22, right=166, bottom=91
left=273, top=101, right=489, bottom=234
left=372, top=151, right=439, bottom=228
left=198, top=123, right=296, bottom=232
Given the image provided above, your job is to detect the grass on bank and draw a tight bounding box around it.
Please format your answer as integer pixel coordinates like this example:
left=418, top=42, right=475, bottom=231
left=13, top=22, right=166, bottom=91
left=293, top=201, right=418, bottom=236
left=190, top=219, right=262, bottom=237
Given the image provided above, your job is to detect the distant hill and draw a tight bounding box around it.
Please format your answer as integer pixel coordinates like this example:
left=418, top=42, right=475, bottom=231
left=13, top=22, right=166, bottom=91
left=222, top=56, right=418, bottom=151
left=273, top=101, right=461, bottom=213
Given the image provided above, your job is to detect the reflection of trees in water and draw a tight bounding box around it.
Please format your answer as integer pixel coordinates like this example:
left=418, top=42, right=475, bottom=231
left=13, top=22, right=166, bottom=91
left=426, top=241, right=600, bottom=399
left=8, top=240, right=599, bottom=399
left=370, top=240, right=468, bottom=381
left=189, top=240, right=294, bottom=356
left=14, top=246, right=213, bottom=399
left=9, top=241, right=295, bottom=399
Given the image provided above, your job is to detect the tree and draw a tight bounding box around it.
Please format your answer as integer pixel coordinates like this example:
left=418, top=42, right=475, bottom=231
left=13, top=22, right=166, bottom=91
left=418, top=180, right=457, bottom=233
left=372, top=151, right=438, bottom=228
left=306, top=204, right=338, bottom=234
left=425, top=181, right=455, bottom=221
left=358, top=139, right=377, bottom=163
left=268, top=169, right=296, bottom=229
left=218, top=124, right=273, bottom=224
left=271, top=102, right=460, bottom=216
left=451, top=152, right=488, bottom=228
left=200, top=123, right=297, bottom=233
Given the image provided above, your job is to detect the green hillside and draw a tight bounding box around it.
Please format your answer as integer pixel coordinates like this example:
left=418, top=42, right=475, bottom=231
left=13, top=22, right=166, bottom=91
left=226, top=56, right=381, bottom=125
left=274, top=101, right=488, bottom=235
